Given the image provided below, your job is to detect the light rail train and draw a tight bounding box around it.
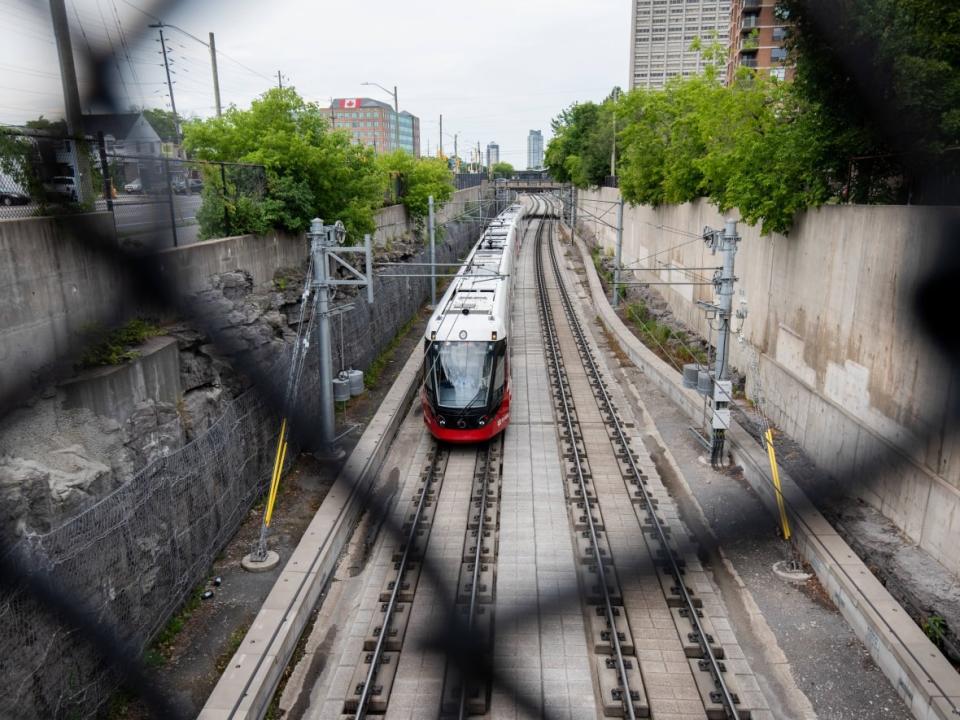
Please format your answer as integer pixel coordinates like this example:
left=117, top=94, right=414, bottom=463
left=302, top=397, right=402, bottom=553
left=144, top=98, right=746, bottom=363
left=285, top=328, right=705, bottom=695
left=420, top=203, right=527, bottom=442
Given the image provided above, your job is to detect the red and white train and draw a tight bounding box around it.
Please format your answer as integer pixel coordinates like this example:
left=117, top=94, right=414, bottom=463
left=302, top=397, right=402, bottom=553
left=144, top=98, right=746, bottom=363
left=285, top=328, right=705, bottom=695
left=420, top=203, right=528, bottom=443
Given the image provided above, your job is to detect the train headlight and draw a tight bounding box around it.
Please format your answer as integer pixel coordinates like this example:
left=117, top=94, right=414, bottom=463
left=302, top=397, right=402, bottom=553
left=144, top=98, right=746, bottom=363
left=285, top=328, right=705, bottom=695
left=478, top=416, right=488, bottom=427
left=437, top=415, right=446, bottom=426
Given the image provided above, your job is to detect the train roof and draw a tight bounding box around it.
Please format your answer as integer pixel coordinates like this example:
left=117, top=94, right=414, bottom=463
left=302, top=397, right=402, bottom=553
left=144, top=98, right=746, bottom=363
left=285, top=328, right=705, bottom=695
left=425, top=203, right=524, bottom=344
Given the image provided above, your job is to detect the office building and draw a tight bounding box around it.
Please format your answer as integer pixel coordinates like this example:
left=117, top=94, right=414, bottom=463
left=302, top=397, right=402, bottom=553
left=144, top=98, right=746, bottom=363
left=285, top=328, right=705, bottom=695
left=527, top=130, right=543, bottom=170
left=327, top=98, right=420, bottom=157
left=727, top=0, right=793, bottom=82
left=486, top=142, right=500, bottom=169
left=628, top=0, right=730, bottom=90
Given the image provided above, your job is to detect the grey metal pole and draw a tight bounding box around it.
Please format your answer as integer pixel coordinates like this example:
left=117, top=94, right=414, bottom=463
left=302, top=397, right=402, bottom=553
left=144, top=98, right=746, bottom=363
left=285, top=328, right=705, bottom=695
left=428, top=195, right=436, bottom=306
left=364, top=233, right=374, bottom=305
left=311, top=218, right=336, bottom=453
left=714, top=218, right=738, bottom=382
left=612, top=196, right=624, bottom=306
left=209, top=32, right=222, bottom=117
left=50, top=0, right=92, bottom=202
left=393, top=85, right=400, bottom=152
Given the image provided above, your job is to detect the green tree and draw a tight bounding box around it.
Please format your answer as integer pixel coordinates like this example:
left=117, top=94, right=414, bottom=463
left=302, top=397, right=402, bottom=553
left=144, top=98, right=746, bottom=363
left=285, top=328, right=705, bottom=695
left=377, top=150, right=454, bottom=226
left=491, top=161, right=514, bottom=179
left=183, top=87, right=385, bottom=242
left=779, top=0, right=960, bottom=200
left=141, top=108, right=179, bottom=143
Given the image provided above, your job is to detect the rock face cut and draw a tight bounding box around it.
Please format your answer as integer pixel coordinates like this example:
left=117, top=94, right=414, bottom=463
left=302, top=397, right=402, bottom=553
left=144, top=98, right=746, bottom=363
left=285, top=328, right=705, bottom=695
left=0, top=266, right=303, bottom=541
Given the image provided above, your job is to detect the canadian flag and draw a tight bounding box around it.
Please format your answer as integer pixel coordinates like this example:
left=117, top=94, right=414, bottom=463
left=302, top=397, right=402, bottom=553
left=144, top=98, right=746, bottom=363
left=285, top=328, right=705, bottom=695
left=341, top=98, right=360, bottom=109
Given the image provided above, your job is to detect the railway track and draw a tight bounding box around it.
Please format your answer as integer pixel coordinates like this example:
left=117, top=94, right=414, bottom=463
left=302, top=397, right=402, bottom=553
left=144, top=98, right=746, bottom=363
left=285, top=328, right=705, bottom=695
left=343, top=437, right=504, bottom=719
left=534, top=206, right=747, bottom=719
left=311, top=195, right=757, bottom=719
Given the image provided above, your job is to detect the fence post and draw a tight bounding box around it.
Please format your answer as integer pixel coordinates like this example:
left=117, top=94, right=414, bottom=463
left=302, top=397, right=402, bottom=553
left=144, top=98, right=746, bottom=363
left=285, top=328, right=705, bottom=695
left=96, top=132, right=113, bottom=212
left=220, top=163, right=230, bottom=237
left=163, top=157, right=178, bottom=248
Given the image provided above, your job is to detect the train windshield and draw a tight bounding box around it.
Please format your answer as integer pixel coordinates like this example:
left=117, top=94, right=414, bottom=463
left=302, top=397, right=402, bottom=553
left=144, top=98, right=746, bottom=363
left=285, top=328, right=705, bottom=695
left=426, top=341, right=495, bottom=409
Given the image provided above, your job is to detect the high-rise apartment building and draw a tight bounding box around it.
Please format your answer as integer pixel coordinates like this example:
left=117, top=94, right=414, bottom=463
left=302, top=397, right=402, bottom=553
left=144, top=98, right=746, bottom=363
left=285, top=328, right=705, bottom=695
left=527, top=130, right=543, bottom=170
left=327, top=98, right=420, bottom=157
left=486, top=142, right=500, bottom=169
left=628, top=0, right=730, bottom=90
left=727, top=0, right=793, bottom=82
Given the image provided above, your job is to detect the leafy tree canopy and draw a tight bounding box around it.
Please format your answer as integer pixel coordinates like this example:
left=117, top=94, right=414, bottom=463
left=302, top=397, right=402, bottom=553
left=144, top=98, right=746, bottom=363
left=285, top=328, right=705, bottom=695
left=183, top=87, right=385, bottom=242
left=491, top=162, right=514, bottom=179
left=544, top=25, right=946, bottom=234
left=140, top=108, right=179, bottom=142
left=377, top=150, right=454, bottom=223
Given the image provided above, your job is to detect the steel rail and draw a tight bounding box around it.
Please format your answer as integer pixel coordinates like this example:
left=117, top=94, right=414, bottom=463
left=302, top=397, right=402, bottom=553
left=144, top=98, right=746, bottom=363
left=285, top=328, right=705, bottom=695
left=533, top=213, right=639, bottom=720
left=354, top=443, right=446, bottom=720
left=457, top=440, right=496, bottom=719
left=546, top=220, right=741, bottom=719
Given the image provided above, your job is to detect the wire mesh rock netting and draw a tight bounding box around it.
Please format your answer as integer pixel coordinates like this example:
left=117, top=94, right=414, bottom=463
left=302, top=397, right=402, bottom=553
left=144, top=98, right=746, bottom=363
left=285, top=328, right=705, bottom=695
left=0, top=390, right=278, bottom=719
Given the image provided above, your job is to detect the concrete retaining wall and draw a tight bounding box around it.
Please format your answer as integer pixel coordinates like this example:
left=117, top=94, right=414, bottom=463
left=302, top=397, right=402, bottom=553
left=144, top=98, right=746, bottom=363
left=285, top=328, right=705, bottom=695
left=0, top=213, right=128, bottom=405
left=579, top=188, right=960, bottom=577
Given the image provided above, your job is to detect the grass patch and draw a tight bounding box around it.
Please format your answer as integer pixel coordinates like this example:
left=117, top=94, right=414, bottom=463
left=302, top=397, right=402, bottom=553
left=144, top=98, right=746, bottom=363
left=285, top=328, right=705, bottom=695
left=149, top=582, right=208, bottom=663
left=364, top=315, right=417, bottom=390
left=624, top=300, right=708, bottom=368
left=215, top=625, right=250, bottom=674
left=80, top=318, right=162, bottom=368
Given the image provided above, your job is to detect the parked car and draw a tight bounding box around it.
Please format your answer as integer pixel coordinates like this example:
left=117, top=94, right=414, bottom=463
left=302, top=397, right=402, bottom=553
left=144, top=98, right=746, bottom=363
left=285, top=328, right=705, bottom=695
left=170, top=178, right=187, bottom=194
left=124, top=178, right=143, bottom=194
left=0, top=190, right=30, bottom=206
left=43, top=176, right=77, bottom=202
left=187, top=177, right=203, bottom=193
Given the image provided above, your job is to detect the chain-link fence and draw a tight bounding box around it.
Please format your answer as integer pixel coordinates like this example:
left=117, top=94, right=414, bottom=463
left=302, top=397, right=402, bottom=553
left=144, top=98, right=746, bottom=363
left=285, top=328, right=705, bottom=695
left=0, top=127, right=265, bottom=249
left=454, top=171, right=485, bottom=189
left=1, top=2, right=959, bottom=720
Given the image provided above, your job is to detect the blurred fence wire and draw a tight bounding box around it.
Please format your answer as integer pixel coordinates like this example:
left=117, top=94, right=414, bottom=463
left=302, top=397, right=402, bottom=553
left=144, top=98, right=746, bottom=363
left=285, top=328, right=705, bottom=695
left=0, top=0, right=958, bottom=719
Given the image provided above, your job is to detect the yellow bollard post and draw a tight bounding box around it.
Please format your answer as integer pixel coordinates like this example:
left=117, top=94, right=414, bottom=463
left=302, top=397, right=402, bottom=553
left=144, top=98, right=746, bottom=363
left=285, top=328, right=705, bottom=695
left=765, top=428, right=791, bottom=541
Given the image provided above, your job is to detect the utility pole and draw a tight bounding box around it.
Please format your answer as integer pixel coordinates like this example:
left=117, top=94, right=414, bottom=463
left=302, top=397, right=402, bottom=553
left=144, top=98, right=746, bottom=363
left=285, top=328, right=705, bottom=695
left=697, top=219, right=740, bottom=467
left=50, top=0, right=92, bottom=202
left=209, top=32, right=222, bottom=117
left=610, top=87, right=620, bottom=178
left=150, top=24, right=181, bottom=143
left=454, top=133, right=458, bottom=172
left=477, top=142, right=481, bottom=174
left=611, top=195, right=624, bottom=306
left=277, top=71, right=283, bottom=89
left=308, top=219, right=374, bottom=456
left=428, top=195, right=436, bottom=306
left=439, top=114, right=443, bottom=159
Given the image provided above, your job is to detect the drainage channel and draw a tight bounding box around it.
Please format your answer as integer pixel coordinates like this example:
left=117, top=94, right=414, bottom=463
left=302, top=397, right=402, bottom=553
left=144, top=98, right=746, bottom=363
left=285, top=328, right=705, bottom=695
left=538, top=215, right=750, bottom=720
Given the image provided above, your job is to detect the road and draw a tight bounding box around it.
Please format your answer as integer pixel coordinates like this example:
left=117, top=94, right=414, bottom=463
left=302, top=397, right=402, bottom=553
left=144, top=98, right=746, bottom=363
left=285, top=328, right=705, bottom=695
left=0, top=192, right=204, bottom=248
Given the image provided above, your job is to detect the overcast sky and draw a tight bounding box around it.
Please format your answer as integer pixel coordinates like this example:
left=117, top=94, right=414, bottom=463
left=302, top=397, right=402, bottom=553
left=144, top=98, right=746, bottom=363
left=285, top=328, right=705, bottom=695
left=1, top=0, right=630, bottom=164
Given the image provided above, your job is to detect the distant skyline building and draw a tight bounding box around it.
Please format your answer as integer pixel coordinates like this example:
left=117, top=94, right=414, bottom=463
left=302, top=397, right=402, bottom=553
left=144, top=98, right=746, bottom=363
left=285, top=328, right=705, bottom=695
left=628, top=0, right=730, bottom=90
left=726, top=0, right=793, bottom=82
left=486, top=142, right=500, bottom=169
left=327, top=98, right=420, bottom=157
left=526, top=130, right=543, bottom=170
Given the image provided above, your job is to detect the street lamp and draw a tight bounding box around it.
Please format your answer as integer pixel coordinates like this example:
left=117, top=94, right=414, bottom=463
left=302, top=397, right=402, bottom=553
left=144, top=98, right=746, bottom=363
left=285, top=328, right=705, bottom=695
left=362, top=81, right=400, bottom=153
